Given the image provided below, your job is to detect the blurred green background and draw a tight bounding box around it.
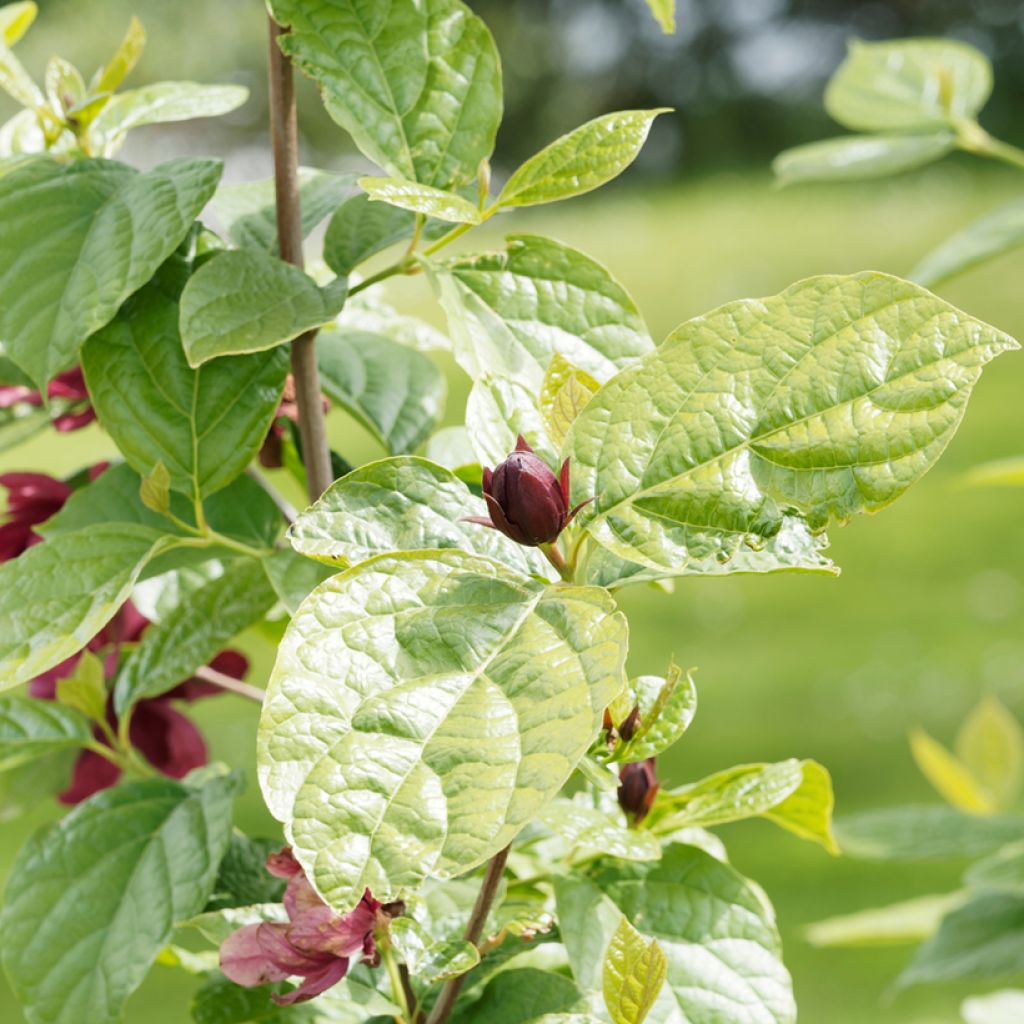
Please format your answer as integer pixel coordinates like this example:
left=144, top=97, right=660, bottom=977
left=3, top=2, right=1024, bottom=1023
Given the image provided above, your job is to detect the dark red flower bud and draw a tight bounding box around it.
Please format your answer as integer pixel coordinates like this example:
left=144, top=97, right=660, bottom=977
left=462, top=435, right=592, bottom=547
left=618, top=757, right=659, bottom=824
left=619, top=704, right=642, bottom=742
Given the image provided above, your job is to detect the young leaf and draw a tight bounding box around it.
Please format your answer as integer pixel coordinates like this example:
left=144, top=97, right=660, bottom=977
left=262, top=548, right=334, bottom=617
left=804, top=892, right=965, bottom=948
left=825, top=38, right=993, bottom=132
left=913, top=199, right=1024, bottom=288
left=603, top=916, right=667, bottom=1024
left=257, top=550, right=627, bottom=912
left=316, top=330, right=446, bottom=455
left=358, top=175, right=482, bottom=224
left=287, top=456, right=551, bottom=579
left=324, top=192, right=418, bottom=277
left=0, top=2, right=36, bottom=47
left=92, top=15, right=145, bottom=95
left=82, top=254, right=289, bottom=501
left=540, top=354, right=600, bottom=451
left=139, top=460, right=172, bottom=517
left=179, top=249, right=348, bottom=365
left=567, top=272, right=1018, bottom=579
left=773, top=132, right=954, bottom=187
left=0, top=35, right=42, bottom=107
left=0, top=157, right=222, bottom=388
left=539, top=801, right=661, bottom=862
left=113, top=557, right=274, bottom=714
left=268, top=0, right=502, bottom=189
left=55, top=650, right=107, bottom=723
left=0, top=774, right=238, bottom=1024
left=644, top=0, right=675, bottom=33
left=44, top=55, right=85, bottom=114
left=910, top=726, right=995, bottom=814
left=389, top=917, right=480, bottom=983
left=956, top=696, right=1024, bottom=810
left=617, top=666, right=697, bottom=762
left=498, top=109, right=669, bottom=208
left=0, top=696, right=90, bottom=771
left=965, top=842, right=1024, bottom=894
left=0, top=524, right=174, bottom=690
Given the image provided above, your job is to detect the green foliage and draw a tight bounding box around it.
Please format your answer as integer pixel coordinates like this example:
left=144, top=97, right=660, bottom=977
left=358, top=176, right=483, bottom=224
left=602, top=917, right=667, bottom=1024
left=389, top=917, right=480, bottom=983
left=643, top=0, right=675, bottom=34
left=614, top=666, right=697, bottom=763
left=0, top=696, right=91, bottom=770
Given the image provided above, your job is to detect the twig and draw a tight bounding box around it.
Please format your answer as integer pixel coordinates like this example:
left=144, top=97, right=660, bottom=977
left=245, top=466, right=298, bottom=524
left=425, top=845, right=511, bottom=1024
left=398, top=964, right=419, bottom=1023
left=193, top=664, right=265, bottom=704
left=267, top=14, right=333, bottom=502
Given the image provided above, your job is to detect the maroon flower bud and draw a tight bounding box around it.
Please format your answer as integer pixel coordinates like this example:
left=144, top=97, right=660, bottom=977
left=463, top=435, right=592, bottom=547
left=618, top=757, right=659, bottom=824
left=618, top=704, right=642, bottom=742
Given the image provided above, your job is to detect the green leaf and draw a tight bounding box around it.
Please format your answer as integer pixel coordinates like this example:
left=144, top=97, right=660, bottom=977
left=825, top=38, right=993, bottom=132
left=603, top=916, right=667, bottom=1024
left=617, top=665, right=697, bottom=762
left=0, top=156, right=222, bottom=388
left=498, top=110, right=669, bottom=208
left=93, top=15, right=146, bottom=96
left=913, top=199, right=1024, bottom=289
left=0, top=774, right=238, bottom=1024
left=836, top=806, right=1024, bottom=860
left=540, top=800, right=661, bottom=862
left=316, top=330, right=446, bottom=454
left=180, top=249, right=348, bottom=365
left=82, top=253, right=289, bottom=500
left=0, top=3, right=37, bottom=47
left=179, top=903, right=288, bottom=947
left=962, top=991, right=1024, bottom=1024
left=910, top=726, right=995, bottom=814
left=140, top=460, right=172, bottom=516
left=211, top=168, right=356, bottom=254
left=287, top=456, right=551, bottom=578
left=449, top=968, right=587, bottom=1024
left=0, top=524, right=173, bottom=690
left=804, top=892, right=965, bottom=948
left=359, top=175, right=482, bottom=224
left=957, top=696, right=1024, bottom=810
left=324, top=192, right=417, bottom=277
left=965, top=842, right=1024, bottom=894
left=262, top=549, right=334, bottom=617
left=555, top=876, right=630, bottom=994
left=339, top=291, right=452, bottom=353
left=567, top=272, right=1018, bottom=580
left=205, top=833, right=287, bottom=911
left=257, top=550, right=627, bottom=912
left=762, top=759, right=839, bottom=853
left=113, top=557, right=274, bottom=714
left=268, top=0, right=502, bottom=188
left=590, top=844, right=796, bottom=1024
left=390, top=917, right=480, bottom=983
left=0, top=37, right=41, bottom=108
left=89, top=81, right=248, bottom=152
left=773, top=132, right=955, bottom=186
left=0, top=695, right=90, bottom=771
left=55, top=650, right=107, bottom=722
left=643, top=0, right=675, bottom=33
left=190, top=975, right=315, bottom=1024
left=540, top=354, right=600, bottom=452
left=0, top=749, right=76, bottom=822
left=898, top=893, right=1024, bottom=988
left=44, top=56, right=85, bottom=115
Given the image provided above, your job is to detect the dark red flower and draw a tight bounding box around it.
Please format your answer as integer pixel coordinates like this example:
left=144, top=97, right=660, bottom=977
left=0, top=367, right=95, bottom=432
left=463, top=435, right=592, bottom=547
left=618, top=757, right=660, bottom=824
left=221, top=848, right=384, bottom=1005
left=0, top=473, right=72, bottom=560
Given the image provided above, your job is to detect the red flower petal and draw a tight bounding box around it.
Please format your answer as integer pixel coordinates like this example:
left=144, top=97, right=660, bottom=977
left=129, top=702, right=207, bottom=779
left=58, top=749, right=122, bottom=805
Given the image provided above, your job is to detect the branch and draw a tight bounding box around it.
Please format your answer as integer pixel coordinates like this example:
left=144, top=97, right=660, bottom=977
left=266, top=14, right=333, bottom=502
left=193, top=664, right=265, bottom=704
left=425, top=845, right=511, bottom=1024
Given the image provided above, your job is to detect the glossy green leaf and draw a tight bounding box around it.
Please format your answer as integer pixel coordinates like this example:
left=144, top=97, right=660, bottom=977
left=449, top=968, right=587, bottom=1024
left=910, top=726, right=995, bottom=814
left=836, top=806, right=1024, bottom=860
left=82, top=254, right=289, bottom=500
left=0, top=524, right=173, bottom=690
left=958, top=696, right=1024, bottom=810
left=603, top=916, right=667, bottom=1024
left=0, top=156, right=221, bottom=388
left=617, top=665, right=697, bottom=762
left=762, top=759, right=838, bottom=853
left=211, top=168, right=356, bottom=254
left=0, top=696, right=90, bottom=771
left=390, top=917, right=480, bottom=983
left=644, top=0, right=674, bottom=33
left=567, top=272, right=1018, bottom=579
left=555, top=876, right=631, bottom=996
left=262, top=549, right=334, bottom=617
left=0, top=774, right=238, bottom=1024
left=965, top=841, right=1024, bottom=894
left=359, top=175, right=482, bottom=224
left=913, top=199, right=1024, bottom=288
left=773, top=132, right=954, bottom=186
left=804, top=892, right=965, bottom=948
left=0, top=3, right=36, bottom=47
left=498, top=110, right=669, bottom=208
left=114, top=557, right=273, bottom=713
left=316, top=330, right=445, bottom=454
left=268, top=0, right=502, bottom=189
left=287, top=456, right=550, bottom=579
left=540, top=800, right=661, bottom=862
left=590, top=844, right=796, bottom=1024
left=540, top=354, right=600, bottom=451
left=962, top=991, right=1024, bottom=1024
left=258, top=550, right=627, bottom=912
left=898, top=893, right=1024, bottom=988
left=180, top=249, right=348, bottom=365
left=92, top=15, right=145, bottom=96
left=825, top=38, right=993, bottom=132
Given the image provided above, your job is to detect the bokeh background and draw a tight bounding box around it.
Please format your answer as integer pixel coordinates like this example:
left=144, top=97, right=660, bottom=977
left=3, top=2, right=1024, bottom=1022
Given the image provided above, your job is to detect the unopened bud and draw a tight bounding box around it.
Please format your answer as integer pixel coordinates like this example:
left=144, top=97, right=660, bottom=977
left=618, top=758, right=659, bottom=824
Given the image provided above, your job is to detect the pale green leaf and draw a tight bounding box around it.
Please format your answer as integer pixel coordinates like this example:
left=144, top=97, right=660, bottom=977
left=390, top=917, right=480, bottom=983
left=0, top=524, right=174, bottom=690
left=957, top=696, right=1024, bottom=810
left=0, top=156, right=222, bottom=388
left=644, top=0, right=675, bottom=33
left=0, top=3, right=36, bottom=47
left=965, top=841, right=1024, bottom=894
left=910, top=726, right=996, bottom=814
left=567, top=272, right=1018, bottom=580
left=339, top=291, right=451, bottom=353
left=773, top=132, right=954, bottom=186
left=0, top=696, right=90, bottom=771
left=262, top=548, right=334, bottom=616
left=257, top=550, right=627, bottom=911
left=0, top=774, right=238, bottom=1024
left=180, top=249, right=348, bottom=365
left=539, top=800, right=662, bottom=862
left=425, top=426, right=480, bottom=479
left=212, top=168, right=356, bottom=254
left=962, top=991, right=1024, bottom=1024
left=316, top=330, right=446, bottom=455
left=540, top=354, right=600, bottom=451
left=466, top=376, right=559, bottom=469
left=113, top=557, right=274, bottom=713
left=963, top=457, right=1024, bottom=489
left=825, top=38, right=993, bottom=132
left=0, top=38, right=41, bottom=107
left=603, top=916, right=667, bottom=1024
left=269, top=0, right=502, bottom=188
left=287, top=456, right=551, bottom=579
left=498, top=110, right=669, bottom=208
left=92, top=15, right=145, bottom=95
left=617, top=665, right=697, bottom=762
left=325, top=192, right=423, bottom=277
left=140, top=460, right=171, bottom=516
left=44, top=56, right=85, bottom=115
left=805, top=892, right=965, bottom=948
left=555, top=876, right=631, bottom=994
left=82, top=252, right=289, bottom=500
left=762, top=759, right=839, bottom=853
left=56, top=650, right=107, bottom=722
left=359, top=175, right=482, bottom=224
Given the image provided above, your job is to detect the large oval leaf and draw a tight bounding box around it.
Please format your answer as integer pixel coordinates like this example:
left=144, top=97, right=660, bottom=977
left=567, top=272, right=1018, bottom=579
left=258, top=550, right=627, bottom=912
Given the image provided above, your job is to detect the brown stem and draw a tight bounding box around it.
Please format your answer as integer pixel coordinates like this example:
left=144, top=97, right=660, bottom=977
left=193, top=664, right=265, bottom=704
left=398, top=963, right=419, bottom=1023
left=267, top=14, right=333, bottom=502
left=245, top=466, right=297, bottom=524
left=425, top=845, right=511, bottom=1024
